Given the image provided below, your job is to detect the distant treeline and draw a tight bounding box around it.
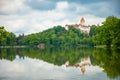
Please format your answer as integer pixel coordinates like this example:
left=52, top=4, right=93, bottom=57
left=0, top=16, right=120, bottom=48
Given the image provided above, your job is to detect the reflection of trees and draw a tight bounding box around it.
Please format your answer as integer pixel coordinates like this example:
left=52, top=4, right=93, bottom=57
left=93, top=48, right=120, bottom=79
left=16, top=48, right=24, bottom=59
left=0, top=48, right=16, bottom=61
left=0, top=47, right=93, bottom=66
left=21, top=47, right=93, bottom=66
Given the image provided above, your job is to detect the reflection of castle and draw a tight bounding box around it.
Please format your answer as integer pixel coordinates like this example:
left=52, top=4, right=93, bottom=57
left=65, top=17, right=90, bottom=34
left=66, top=56, right=91, bottom=74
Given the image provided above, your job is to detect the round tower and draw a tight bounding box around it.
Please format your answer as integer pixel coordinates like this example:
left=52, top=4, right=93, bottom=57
left=80, top=17, right=85, bottom=26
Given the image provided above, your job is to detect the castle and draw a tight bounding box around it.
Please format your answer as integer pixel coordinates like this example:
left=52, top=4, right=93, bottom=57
left=66, top=56, right=91, bottom=74
left=65, top=17, right=90, bottom=34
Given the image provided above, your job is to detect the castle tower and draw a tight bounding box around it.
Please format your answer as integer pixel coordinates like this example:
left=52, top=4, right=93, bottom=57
left=80, top=65, right=85, bottom=74
left=80, top=17, right=85, bottom=26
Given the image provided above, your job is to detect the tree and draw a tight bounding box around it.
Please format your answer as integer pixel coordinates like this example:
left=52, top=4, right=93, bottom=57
left=89, top=25, right=98, bottom=37
left=6, top=32, right=16, bottom=46
left=16, top=34, right=24, bottom=45
left=95, top=16, right=120, bottom=48
left=0, top=26, right=9, bottom=46
left=20, top=25, right=94, bottom=47
left=112, top=19, right=120, bottom=49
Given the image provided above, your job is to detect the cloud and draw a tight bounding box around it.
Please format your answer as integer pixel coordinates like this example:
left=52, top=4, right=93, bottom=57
left=56, top=1, right=69, bottom=11
left=26, top=0, right=55, bottom=10
left=84, top=1, right=120, bottom=17
left=0, top=0, right=30, bottom=15
left=0, top=0, right=119, bottom=35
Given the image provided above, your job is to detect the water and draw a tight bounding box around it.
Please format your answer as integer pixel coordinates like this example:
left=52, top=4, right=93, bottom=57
left=0, top=47, right=120, bottom=80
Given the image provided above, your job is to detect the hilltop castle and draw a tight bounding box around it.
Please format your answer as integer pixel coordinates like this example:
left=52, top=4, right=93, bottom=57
left=65, top=17, right=90, bottom=34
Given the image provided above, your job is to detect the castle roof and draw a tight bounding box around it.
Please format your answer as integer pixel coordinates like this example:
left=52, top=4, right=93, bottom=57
left=80, top=17, right=85, bottom=23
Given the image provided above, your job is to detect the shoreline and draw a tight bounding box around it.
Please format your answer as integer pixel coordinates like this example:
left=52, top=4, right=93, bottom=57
left=0, top=46, right=27, bottom=48
left=94, top=45, right=106, bottom=48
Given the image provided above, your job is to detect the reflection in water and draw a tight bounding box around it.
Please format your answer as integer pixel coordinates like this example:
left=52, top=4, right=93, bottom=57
left=66, top=56, right=91, bottom=74
left=0, top=47, right=120, bottom=80
left=0, top=56, right=107, bottom=80
left=93, top=48, right=120, bottom=79
left=16, top=48, right=25, bottom=59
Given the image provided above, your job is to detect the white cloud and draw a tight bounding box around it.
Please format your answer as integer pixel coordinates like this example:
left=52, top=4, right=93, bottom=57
left=0, top=0, right=29, bottom=14
left=0, top=0, right=106, bottom=36
left=0, top=14, right=28, bottom=34
left=56, top=1, right=69, bottom=11
left=84, top=15, right=105, bottom=25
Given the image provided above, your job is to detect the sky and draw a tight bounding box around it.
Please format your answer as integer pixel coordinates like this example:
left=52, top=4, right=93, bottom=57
left=0, top=0, right=120, bottom=35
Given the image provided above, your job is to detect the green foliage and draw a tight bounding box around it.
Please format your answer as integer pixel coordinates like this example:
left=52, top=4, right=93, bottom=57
left=0, top=26, right=9, bottom=45
left=0, top=48, right=16, bottom=61
left=16, top=34, right=24, bottom=45
left=93, top=48, right=120, bottom=79
left=89, top=25, right=98, bottom=37
left=6, top=32, right=16, bottom=46
left=0, top=26, right=16, bottom=46
left=20, top=25, right=93, bottom=47
left=94, top=16, right=120, bottom=48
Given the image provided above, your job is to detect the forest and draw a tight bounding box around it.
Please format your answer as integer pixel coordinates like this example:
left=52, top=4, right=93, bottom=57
left=0, top=16, right=120, bottom=49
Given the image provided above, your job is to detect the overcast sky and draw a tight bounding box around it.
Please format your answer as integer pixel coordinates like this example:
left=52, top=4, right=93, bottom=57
left=0, top=0, right=120, bottom=35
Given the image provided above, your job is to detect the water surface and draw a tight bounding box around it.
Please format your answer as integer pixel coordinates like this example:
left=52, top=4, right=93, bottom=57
left=0, top=47, right=120, bottom=80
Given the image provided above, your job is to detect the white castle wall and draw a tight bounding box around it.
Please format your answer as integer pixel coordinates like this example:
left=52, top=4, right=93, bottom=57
left=79, top=26, right=90, bottom=34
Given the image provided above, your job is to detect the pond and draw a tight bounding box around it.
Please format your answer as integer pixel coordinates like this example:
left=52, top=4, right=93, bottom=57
left=0, top=47, right=120, bottom=80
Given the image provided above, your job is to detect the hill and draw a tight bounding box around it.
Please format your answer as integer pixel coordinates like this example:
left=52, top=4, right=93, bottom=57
left=20, top=25, right=93, bottom=48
